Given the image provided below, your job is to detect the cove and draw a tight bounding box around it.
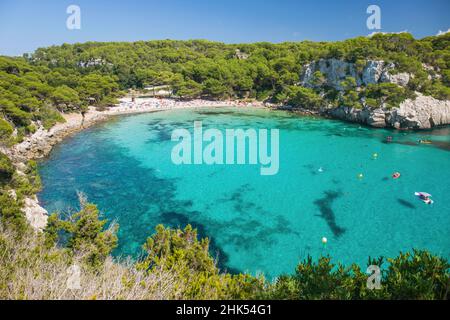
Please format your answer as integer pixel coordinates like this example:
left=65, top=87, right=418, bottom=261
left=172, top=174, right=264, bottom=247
left=37, top=107, right=450, bottom=279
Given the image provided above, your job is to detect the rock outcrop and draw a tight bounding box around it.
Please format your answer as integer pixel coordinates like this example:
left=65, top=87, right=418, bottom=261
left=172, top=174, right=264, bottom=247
left=388, top=93, right=450, bottom=129
left=22, top=196, right=48, bottom=231
left=300, top=58, right=449, bottom=129
left=301, top=58, right=410, bottom=89
left=327, top=93, right=450, bottom=129
left=3, top=108, right=108, bottom=231
left=381, top=72, right=411, bottom=87
left=302, top=59, right=358, bottom=90
left=7, top=109, right=108, bottom=162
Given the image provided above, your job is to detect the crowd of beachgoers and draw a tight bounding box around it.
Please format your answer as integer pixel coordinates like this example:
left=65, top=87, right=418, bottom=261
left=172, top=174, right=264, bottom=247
left=7, top=97, right=266, bottom=164
left=107, top=97, right=265, bottom=114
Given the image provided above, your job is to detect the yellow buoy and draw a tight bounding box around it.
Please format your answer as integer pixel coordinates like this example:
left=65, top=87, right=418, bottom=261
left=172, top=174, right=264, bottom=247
left=357, top=173, right=364, bottom=179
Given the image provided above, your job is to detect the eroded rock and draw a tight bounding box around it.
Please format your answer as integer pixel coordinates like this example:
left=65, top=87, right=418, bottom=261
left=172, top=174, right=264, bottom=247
left=327, top=93, right=450, bottom=129
left=22, top=196, right=48, bottom=231
left=301, top=59, right=410, bottom=90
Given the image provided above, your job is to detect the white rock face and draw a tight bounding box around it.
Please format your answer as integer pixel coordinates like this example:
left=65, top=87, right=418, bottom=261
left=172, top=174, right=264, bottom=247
left=9, top=110, right=108, bottom=162
left=328, top=93, right=450, bottom=129
left=362, top=60, right=386, bottom=85
left=22, top=196, right=48, bottom=231
left=8, top=189, right=17, bottom=200
left=301, top=59, right=410, bottom=89
left=389, top=93, right=450, bottom=129
left=300, top=58, right=450, bottom=129
left=381, top=72, right=411, bottom=87
left=302, top=58, right=358, bottom=90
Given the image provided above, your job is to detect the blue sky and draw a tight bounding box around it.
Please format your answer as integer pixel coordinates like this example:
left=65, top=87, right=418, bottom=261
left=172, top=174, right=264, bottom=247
left=0, top=0, right=449, bottom=56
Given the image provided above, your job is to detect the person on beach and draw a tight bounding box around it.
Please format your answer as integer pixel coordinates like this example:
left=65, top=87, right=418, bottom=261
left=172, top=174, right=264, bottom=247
left=80, top=109, right=87, bottom=128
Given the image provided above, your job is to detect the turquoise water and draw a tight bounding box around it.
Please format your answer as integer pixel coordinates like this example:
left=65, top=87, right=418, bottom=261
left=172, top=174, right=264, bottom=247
left=38, top=107, right=450, bottom=278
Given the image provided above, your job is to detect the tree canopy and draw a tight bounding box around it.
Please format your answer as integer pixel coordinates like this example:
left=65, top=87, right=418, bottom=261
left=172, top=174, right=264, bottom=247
left=1, top=33, right=449, bottom=144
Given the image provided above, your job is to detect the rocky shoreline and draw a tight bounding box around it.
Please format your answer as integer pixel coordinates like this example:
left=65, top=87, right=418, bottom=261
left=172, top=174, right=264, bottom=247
left=4, top=96, right=450, bottom=230
left=2, top=110, right=111, bottom=230
left=5, top=110, right=108, bottom=163
left=12, top=93, right=447, bottom=166
left=3, top=98, right=263, bottom=230
left=326, top=93, right=450, bottom=129
left=7, top=98, right=264, bottom=162
left=298, top=58, right=450, bottom=129
left=278, top=94, right=450, bottom=130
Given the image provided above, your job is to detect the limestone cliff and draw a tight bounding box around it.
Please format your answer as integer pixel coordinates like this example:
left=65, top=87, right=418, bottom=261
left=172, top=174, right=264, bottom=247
left=300, top=59, right=449, bottom=129
left=327, top=93, right=450, bottom=129
left=301, top=58, right=411, bottom=89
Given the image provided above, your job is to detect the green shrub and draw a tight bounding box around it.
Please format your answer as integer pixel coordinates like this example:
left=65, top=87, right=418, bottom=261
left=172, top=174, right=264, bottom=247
left=174, top=80, right=203, bottom=99
left=1, top=205, right=448, bottom=300
left=382, top=250, right=449, bottom=299
left=0, top=192, right=28, bottom=234
left=3, top=104, right=32, bottom=127
left=36, top=105, right=65, bottom=130
left=46, top=203, right=118, bottom=269
left=136, top=224, right=264, bottom=299
left=287, top=87, right=324, bottom=109
left=97, top=95, right=119, bottom=108
left=364, top=83, right=416, bottom=109
left=0, top=119, right=13, bottom=140
left=0, top=153, right=14, bottom=185
left=365, top=97, right=379, bottom=108
left=50, top=85, right=81, bottom=111
left=428, top=81, right=450, bottom=100
left=264, top=250, right=449, bottom=300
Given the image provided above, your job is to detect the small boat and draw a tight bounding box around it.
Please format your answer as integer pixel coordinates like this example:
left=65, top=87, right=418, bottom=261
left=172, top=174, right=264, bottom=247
left=392, top=172, right=401, bottom=179
left=415, top=192, right=434, bottom=204
left=419, top=140, right=432, bottom=144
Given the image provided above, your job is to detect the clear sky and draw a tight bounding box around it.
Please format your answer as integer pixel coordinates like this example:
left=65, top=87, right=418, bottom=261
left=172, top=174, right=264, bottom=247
left=0, top=0, right=449, bottom=56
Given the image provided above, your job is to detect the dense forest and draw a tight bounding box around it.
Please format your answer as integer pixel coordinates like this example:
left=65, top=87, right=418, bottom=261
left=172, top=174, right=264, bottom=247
left=1, top=33, right=449, bottom=299
left=27, top=32, right=450, bottom=102
left=1, top=32, right=450, bottom=145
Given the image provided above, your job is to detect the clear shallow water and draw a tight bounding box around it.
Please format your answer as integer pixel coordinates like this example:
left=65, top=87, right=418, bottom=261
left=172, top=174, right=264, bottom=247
left=38, top=107, right=450, bottom=278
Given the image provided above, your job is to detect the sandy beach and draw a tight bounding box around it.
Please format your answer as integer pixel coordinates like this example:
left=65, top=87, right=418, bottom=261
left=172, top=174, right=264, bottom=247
left=108, top=97, right=265, bottom=114
left=2, top=97, right=265, bottom=229
left=7, top=97, right=265, bottom=163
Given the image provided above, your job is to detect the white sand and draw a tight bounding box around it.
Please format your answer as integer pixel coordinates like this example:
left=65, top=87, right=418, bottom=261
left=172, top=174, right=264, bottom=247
left=105, top=97, right=264, bottom=115
left=8, top=98, right=266, bottom=163
left=5, top=98, right=267, bottom=230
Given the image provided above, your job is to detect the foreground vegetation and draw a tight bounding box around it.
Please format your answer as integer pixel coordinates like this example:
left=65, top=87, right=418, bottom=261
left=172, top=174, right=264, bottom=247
left=0, top=188, right=448, bottom=299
